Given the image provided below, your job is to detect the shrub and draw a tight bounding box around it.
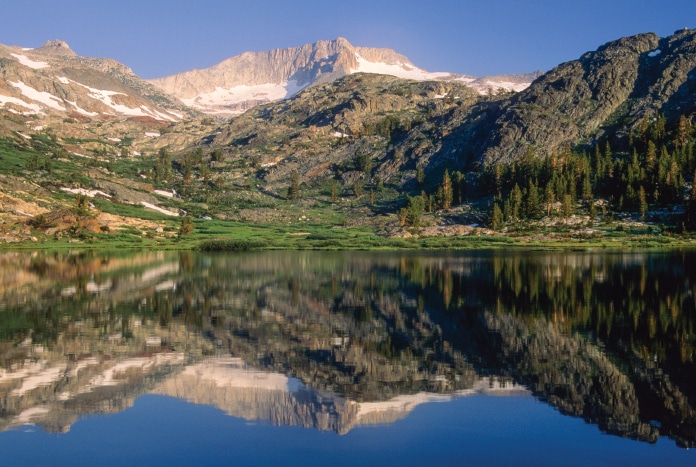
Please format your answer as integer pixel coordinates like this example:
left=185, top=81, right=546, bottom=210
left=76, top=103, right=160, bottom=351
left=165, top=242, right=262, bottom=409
left=198, top=239, right=264, bottom=251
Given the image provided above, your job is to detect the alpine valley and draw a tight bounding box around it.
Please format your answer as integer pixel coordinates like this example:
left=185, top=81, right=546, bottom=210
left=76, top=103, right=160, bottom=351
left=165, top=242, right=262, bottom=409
left=1, top=31, right=696, bottom=248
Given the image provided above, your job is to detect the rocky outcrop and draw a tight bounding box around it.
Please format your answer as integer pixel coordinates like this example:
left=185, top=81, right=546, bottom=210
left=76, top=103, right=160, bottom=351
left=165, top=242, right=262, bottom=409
left=204, top=73, right=480, bottom=193
left=478, top=28, right=696, bottom=164
left=34, top=39, right=76, bottom=57
left=149, top=37, right=534, bottom=116
left=195, top=29, right=696, bottom=192
left=148, top=38, right=436, bottom=115
left=0, top=40, right=194, bottom=122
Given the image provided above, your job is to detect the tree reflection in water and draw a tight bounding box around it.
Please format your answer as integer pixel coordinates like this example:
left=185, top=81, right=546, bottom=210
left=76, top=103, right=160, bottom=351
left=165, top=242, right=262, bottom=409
left=0, top=250, right=694, bottom=447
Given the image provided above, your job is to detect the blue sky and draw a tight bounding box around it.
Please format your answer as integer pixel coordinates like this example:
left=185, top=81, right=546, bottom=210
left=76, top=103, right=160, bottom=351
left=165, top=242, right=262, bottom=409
left=3, top=0, right=695, bottom=79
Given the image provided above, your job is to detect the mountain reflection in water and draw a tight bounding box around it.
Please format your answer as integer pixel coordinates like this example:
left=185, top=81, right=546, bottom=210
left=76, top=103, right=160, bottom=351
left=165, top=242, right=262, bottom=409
left=0, top=250, right=694, bottom=448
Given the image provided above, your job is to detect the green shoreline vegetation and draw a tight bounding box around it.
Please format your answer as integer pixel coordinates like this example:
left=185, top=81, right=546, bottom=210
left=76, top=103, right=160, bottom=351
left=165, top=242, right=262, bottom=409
left=3, top=215, right=696, bottom=252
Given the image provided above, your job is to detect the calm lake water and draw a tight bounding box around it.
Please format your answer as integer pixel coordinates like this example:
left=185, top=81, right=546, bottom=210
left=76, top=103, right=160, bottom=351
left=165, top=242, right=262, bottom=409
left=0, top=249, right=695, bottom=465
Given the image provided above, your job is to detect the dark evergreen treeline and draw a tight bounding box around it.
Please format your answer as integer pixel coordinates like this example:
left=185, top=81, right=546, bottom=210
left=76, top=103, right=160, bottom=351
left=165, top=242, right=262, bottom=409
left=480, top=114, right=696, bottom=230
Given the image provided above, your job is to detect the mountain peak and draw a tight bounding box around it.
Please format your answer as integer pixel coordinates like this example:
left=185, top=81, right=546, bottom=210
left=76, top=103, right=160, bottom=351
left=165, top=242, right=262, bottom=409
left=148, top=38, right=448, bottom=116
left=36, top=39, right=76, bottom=56
left=330, top=37, right=352, bottom=47
left=147, top=38, right=536, bottom=116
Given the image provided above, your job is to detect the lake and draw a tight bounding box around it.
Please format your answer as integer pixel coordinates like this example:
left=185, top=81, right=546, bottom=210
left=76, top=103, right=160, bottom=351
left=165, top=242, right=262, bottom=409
left=0, top=249, right=694, bottom=465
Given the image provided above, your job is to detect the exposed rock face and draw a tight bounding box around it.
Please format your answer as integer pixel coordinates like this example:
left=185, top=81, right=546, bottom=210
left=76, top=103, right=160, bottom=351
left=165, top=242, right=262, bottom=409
left=0, top=40, right=194, bottom=123
left=34, top=39, right=76, bottom=57
left=479, top=28, right=696, bottom=164
left=148, top=38, right=441, bottom=115
left=196, top=28, right=696, bottom=183
left=205, top=73, right=480, bottom=193
left=149, top=37, right=534, bottom=116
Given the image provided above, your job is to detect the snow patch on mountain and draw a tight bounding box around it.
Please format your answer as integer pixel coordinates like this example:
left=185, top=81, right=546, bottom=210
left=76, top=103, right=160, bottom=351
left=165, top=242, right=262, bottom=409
left=72, top=82, right=134, bottom=113
left=68, top=80, right=177, bottom=121
left=1, top=76, right=179, bottom=121
left=0, top=94, right=44, bottom=114
left=61, top=187, right=112, bottom=198
left=351, top=54, right=451, bottom=81
left=453, top=76, right=476, bottom=84
left=141, top=201, right=178, bottom=216
left=9, top=81, right=65, bottom=111
left=470, top=79, right=531, bottom=93
left=182, top=80, right=306, bottom=115
left=147, top=38, right=536, bottom=115
left=149, top=108, right=179, bottom=122
left=65, top=100, right=98, bottom=117
left=10, top=53, right=49, bottom=69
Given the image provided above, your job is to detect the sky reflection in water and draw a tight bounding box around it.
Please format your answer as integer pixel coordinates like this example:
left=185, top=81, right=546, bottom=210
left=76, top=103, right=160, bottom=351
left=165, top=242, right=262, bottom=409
left=1, top=394, right=690, bottom=466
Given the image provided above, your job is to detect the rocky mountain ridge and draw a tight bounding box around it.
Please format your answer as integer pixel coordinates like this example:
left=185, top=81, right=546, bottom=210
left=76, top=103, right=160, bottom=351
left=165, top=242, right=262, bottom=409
left=0, top=39, right=205, bottom=169
left=0, top=40, right=193, bottom=123
left=479, top=28, right=696, bottom=163
left=148, top=37, right=538, bottom=115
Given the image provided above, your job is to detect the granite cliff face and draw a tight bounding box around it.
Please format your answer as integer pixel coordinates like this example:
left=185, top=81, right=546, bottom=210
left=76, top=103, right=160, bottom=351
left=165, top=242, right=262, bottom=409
left=148, top=37, right=532, bottom=116
left=0, top=38, right=202, bottom=168
left=205, top=73, right=480, bottom=194
left=0, top=40, right=192, bottom=123
left=479, top=28, right=696, bottom=164
left=148, top=38, right=452, bottom=115
left=194, top=28, right=696, bottom=195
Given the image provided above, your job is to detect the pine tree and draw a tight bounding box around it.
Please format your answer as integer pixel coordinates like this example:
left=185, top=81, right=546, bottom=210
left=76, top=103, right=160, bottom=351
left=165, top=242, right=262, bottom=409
left=406, top=195, right=425, bottom=228
left=453, top=171, right=466, bottom=204
left=594, top=145, right=604, bottom=179
left=491, top=203, right=503, bottom=230
left=544, top=184, right=554, bottom=217
left=562, top=194, right=573, bottom=221
left=179, top=216, right=194, bottom=237
left=525, top=180, right=540, bottom=219
left=646, top=141, right=657, bottom=181
left=677, top=114, right=691, bottom=148
left=511, top=184, right=523, bottom=220
left=287, top=170, right=300, bottom=200
left=604, top=142, right=613, bottom=178
left=686, top=171, right=696, bottom=230
left=210, top=148, right=223, bottom=162
left=582, top=172, right=593, bottom=201
left=374, top=175, right=383, bottom=192
left=638, top=186, right=648, bottom=220
left=439, top=169, right=453, bottom=211
left=493, top=164, right=502, bottom=197
left=331, top=181, right=338, bottom=203
left=398, top=208, right=408, bottom=227
left=154, top=147, right=172, bottom=183
left=353, top=178, right=363, bottom=198
left=416, top=164, right=425, bottom=186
